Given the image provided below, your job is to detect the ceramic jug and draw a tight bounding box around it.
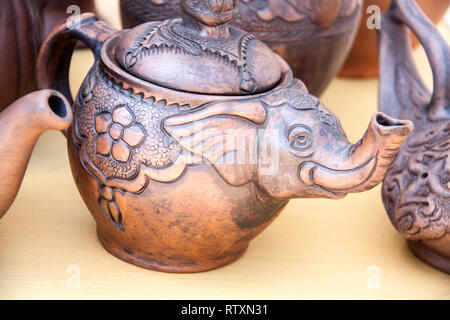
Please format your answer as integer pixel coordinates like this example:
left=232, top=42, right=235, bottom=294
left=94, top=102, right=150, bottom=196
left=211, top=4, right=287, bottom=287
left=379, top=0, right=450, bottom=273
left=340, top=0, right=450, bottom=77
left=0, top=90, right=72, bottom=219
left=37, top=0, right=412, bottom=272
left=120, top=0, right=363, bottom=96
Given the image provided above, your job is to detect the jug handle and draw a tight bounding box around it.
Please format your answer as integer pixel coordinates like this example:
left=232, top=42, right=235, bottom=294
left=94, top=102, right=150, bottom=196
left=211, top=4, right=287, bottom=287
left=378, top=0, right=449, bottom=121
left=36, top=13, right=119, bottom=106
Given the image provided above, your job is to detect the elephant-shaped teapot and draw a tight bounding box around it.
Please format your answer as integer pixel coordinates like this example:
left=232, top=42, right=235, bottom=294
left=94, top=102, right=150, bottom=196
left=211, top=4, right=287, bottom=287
left=37, top=0, right=413, bottom=272
left=379, top=0, right=450, bottom=273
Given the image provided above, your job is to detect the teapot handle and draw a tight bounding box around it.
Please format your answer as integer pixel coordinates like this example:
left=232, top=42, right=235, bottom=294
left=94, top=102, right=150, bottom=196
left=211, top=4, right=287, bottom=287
left=378, top=0, right=449, bottom=121
left=36, top=13, right=119, bottom=106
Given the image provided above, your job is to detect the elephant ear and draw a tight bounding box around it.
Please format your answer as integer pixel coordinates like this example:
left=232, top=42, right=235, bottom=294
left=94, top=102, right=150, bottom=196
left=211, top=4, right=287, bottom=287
left=164, top=100, right=267, bottom=186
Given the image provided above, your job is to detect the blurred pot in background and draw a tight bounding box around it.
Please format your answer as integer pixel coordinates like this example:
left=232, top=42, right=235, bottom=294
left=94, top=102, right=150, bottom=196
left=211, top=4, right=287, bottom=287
left=340, top=0, right=450, bottom=78
left=120, top=0, right=363, bottom=97
left=43, top=0, right=99, bottom=47
left=0, top=0, right=47, bottom=111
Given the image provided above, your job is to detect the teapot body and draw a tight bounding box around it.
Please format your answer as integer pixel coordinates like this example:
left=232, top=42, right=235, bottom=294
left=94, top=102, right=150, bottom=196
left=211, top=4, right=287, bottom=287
left=120, top=0, right=363, bottom=96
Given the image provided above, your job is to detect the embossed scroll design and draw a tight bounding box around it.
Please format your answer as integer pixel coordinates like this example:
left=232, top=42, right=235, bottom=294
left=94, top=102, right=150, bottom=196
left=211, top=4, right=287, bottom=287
left=123, top=19, right=258, bottom=93
left=120, top=0, right=362, bottom=44
left=383, top=123, right=450, bottom=241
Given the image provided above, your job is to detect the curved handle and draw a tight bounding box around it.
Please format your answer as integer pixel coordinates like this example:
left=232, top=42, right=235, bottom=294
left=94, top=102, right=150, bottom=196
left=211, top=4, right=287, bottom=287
left=36, top=13, right=119, bottom=105
left=378, top=0, right=449, bottom=121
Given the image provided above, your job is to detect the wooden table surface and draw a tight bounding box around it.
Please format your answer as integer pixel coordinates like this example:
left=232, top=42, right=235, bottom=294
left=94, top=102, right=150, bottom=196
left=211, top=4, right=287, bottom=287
left=1, top=1, right=449, bottom=300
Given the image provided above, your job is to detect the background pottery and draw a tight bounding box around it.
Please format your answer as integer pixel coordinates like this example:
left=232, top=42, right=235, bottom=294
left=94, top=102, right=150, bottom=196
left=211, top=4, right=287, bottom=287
left=37, top=1, right=412, bottom=273
left=379, top=0, right=450, bottom=273
left=42, top=0, right=98, bottom=40
left=0, top=89, right=72, bottom=219
left=120, top=0, right=363, bottom=97
left=340, top=0, right=450, bottom=77
left=0, top=0, right=47, bottom=111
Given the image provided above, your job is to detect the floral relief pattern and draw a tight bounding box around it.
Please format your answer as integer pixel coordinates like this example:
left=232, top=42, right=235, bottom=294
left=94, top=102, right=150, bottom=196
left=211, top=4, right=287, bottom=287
left=73, top=67, right=182, bottom=231
left=98, top=184, right=124, bottom=231
left=94, top=105, right=147, bottom=163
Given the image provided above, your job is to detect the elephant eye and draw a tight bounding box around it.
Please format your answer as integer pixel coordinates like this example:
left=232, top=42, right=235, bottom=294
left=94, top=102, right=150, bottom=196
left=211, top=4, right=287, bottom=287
left=291, top=134, right=313, bottom=150
left=288, top=125, right=313, bottom=152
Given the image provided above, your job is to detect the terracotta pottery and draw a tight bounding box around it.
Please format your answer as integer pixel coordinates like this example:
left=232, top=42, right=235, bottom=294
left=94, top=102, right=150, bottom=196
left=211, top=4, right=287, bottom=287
left=0, top=0, right=48, bottom=111
left=379, top=0, right=450, bottom=273
left=37, top=0, right=412, bottom=273
left=120, top=0, right=363, bottom=97
left=340, top=0, right=450, bottom=77
left=0, top=90, right=72, bottom=219
left=42, top=0, right=99, bottom=45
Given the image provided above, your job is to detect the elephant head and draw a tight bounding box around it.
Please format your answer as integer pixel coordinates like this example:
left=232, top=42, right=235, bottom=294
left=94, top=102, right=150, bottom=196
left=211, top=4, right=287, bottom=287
left=164, top=79, right=413, bottom=199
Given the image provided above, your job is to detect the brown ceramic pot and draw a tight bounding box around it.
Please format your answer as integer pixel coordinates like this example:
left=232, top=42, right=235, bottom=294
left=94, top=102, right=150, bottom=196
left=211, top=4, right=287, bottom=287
left=120, top=0, right=363, bottom=97
left=0, top=0, right=97, bottom=111
left=38, top=0, right=412, bottom=273
left=379, top=0, right=450, bottom=273
left=0, top=90, right=72, bottom=219
left=340, top=0, right=450, bottom=77
left=43, top=0, right=98, bottom=40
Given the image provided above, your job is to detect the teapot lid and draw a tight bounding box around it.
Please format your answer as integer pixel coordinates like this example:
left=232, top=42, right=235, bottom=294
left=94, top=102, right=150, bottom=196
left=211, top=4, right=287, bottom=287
left=114, top=0, right=282, bottom=95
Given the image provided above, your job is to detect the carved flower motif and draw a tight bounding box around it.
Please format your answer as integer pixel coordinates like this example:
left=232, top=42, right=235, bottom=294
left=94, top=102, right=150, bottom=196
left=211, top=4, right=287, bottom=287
left=94, top=105, right=146, bottom=163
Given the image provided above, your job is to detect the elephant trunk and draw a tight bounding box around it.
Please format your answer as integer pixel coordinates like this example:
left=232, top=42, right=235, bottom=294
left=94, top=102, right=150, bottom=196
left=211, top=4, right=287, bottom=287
left=0, top=90, right=72, bottom=219
left=299, top=112, right=413, bottom=194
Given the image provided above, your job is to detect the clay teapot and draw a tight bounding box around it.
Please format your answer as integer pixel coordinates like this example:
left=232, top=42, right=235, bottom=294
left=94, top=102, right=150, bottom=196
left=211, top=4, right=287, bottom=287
left=379, top=0, right=450, bottom=273
left=0, top=90, right=72, bottom=219
left=120, top=0, right=363, bottom=97
left=37, top=0, right=413, bottom=272
left=340, top=0, right=450, bottom=77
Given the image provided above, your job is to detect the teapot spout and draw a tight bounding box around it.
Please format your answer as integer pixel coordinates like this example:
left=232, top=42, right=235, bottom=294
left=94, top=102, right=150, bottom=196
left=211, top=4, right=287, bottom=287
left=0, top=90, right=72, bottom=219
